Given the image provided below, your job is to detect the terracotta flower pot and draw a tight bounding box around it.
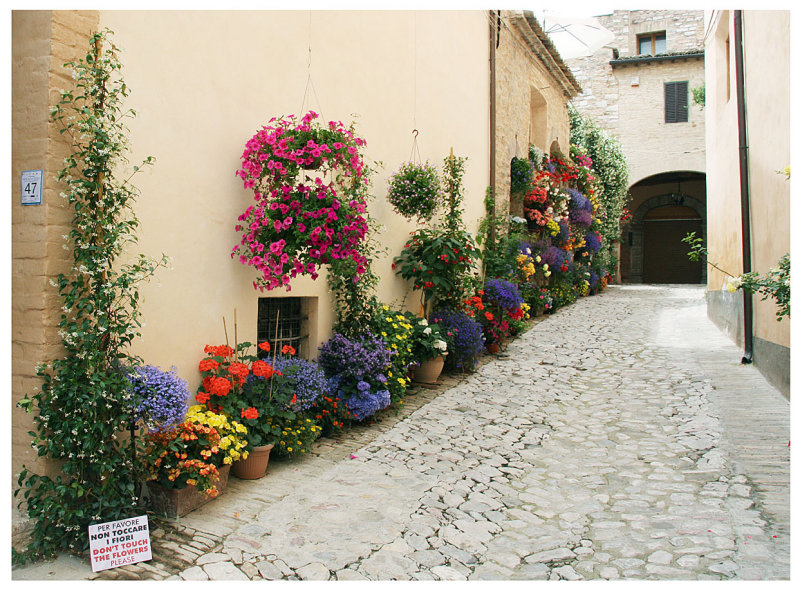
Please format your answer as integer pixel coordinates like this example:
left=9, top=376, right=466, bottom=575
left=486, top=342, right=501, bottom=354
left=148, top=463, right=230, bottom=519
left=232, top=444, right=274, bottom=480
left=413, top=355, right=445, bottom=384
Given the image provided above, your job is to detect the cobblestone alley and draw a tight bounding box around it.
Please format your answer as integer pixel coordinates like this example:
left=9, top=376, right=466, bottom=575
left=14, top=285, right=791, bottom=581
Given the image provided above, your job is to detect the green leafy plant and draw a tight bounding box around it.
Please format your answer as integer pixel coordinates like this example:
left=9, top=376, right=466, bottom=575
left=692, top=83, right=705, bottom=109
left=15, top=29, right=168, bottom=561
left=683, top=232, right=790, bottom=320
left=393, top=227, right=478, bottom=316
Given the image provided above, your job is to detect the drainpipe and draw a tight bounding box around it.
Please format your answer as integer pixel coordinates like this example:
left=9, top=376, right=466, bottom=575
left=489, top=9, right=498, bottom=241
left=733, top=10, right=753, bottom=364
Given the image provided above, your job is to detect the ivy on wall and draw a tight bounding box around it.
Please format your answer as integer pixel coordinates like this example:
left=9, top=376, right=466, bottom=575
left=568, top=105, right=630, bottom=243
left=15, top=29, right=168, bottom=561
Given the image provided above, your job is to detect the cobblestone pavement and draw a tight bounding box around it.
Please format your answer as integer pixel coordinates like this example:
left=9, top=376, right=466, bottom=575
left=13, top=285, right=790, bottom=581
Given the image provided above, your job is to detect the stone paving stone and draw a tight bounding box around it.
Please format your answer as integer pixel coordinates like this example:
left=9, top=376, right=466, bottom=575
left=13, top=286, right=791, bottom=582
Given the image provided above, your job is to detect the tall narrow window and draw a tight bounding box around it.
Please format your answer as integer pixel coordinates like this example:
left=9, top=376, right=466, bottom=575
left=637, top=31, right=666, bottom=55
left=664, top=81, right=689, bottom=123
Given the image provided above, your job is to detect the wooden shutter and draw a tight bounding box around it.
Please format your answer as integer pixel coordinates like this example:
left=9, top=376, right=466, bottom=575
left=665, top=81, right=689, bottom=123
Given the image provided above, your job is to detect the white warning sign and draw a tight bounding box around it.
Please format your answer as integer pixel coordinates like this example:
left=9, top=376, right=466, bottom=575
left=88, top=515, right=152, bottom=572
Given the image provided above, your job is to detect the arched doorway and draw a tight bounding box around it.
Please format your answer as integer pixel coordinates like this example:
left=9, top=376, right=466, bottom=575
left=621, top=171, right=707, bottom=283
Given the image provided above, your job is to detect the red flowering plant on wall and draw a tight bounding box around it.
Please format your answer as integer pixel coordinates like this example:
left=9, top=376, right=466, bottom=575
left=234, top=111, right=370, bottom=291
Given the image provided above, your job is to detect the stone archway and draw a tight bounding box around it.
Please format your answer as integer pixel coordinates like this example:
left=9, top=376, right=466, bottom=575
left=627, top=193, right=707, bottom=283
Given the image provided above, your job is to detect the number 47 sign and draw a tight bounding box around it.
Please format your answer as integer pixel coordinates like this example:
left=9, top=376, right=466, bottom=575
left=21, top=169, right=43, bottom=205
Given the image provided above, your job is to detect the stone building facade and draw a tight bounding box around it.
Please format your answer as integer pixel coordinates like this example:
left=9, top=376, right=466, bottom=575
left=566, top=10, right=706, bottom=284
left=11, top=9, right=577, bottom=533
left=493, top=11, right=581, bottom=219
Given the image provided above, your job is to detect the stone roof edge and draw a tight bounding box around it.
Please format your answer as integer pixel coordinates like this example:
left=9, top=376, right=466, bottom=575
left=509, top=10, right=582, bottom=99
left=610, top=49, right=705, bottom=67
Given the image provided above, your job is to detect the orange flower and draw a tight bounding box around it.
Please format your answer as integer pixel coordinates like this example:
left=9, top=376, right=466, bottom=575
left=195, top=391, right=210, bottom=405
left=251, top=360, right=274, bottom=378
left=484, top=312, right=494, bottom=321
left=281, top=345, right=296, bottom=355
left=207, top=376, right=232, bottom=397
left=258, top=342, right=271, bottom=352
left=241, top=407, right=259, bottom=420
left=198, top=359, right=220, bottom=372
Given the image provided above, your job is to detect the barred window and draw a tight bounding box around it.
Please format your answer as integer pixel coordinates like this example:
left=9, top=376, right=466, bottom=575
left=257, top=297, right=308, bottom=358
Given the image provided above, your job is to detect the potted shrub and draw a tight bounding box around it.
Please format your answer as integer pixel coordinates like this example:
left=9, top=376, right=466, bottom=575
left=408, top=317, right=448, bottom=384
left=386, top=161, right=442, bottom=222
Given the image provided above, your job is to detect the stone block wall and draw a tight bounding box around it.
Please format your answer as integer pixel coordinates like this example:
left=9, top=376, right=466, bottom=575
left=494, top=13, right=572, bottom=219
left=11, top=10, right=98, bottom=529
left=566, top=11, right=705, bottom=184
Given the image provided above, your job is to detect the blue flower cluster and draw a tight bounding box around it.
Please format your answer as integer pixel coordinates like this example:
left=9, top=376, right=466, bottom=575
left=584, top=231, right=602, bottom=253
left=272, top=355, right=327, bottom=410
left=542, top=245, right=571, bottom=269
left=431, top=308, right=484, bottom=371
left=555, top=219, right=571, bottom=245
left=319, top=332, right=393, bottom=421
left=588, top=270, right=600, bottom=288
left=328, top=374, right=390, bottom=421
left=318, top=331, right=393, bottom=380
left=128, top=365, right=189, bottom=431
left=485, top=278, right=525, bottom=312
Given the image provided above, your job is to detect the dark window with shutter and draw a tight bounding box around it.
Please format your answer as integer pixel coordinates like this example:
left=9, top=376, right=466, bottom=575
left=665, top=81, right=689, bottom=123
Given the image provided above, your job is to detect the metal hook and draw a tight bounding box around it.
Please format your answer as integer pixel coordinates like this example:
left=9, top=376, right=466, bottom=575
left=412, top=129, right=419, bottom=138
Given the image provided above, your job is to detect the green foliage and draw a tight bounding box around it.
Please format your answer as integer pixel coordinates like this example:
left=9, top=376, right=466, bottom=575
left=328, top=162, right=383, bottom=338
left=441, top=153, right=467, bottom=234
left=692, top=83, right=705, bottom=109
left=15, top=29, right=168, bottom=561
left=569, top=106, right=630, bottom=242
left=393, top=227, right=479, bottom=315
left=683, top=233, right=790, bottom=320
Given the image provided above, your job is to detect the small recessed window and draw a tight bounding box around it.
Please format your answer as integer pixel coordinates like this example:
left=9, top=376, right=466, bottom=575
left=638, top=32, right=666, bottom=56
left=664, top=81, right=689, bottom=123
left=257, top=297, right=309, bottom=358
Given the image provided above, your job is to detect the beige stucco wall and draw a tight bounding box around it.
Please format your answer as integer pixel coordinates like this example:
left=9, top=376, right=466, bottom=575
left=705, top=10, right=790, bottom=350
left=90, top=10, right=490, bottom=382
left=494, top=14, right=571, bottom=218
left=567, top=10, right=706, bottom=187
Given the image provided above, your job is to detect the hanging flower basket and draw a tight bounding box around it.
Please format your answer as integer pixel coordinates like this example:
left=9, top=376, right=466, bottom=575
left=233, top=111, right=370, bottom=292
left=386, top=161, right=442, bottom=222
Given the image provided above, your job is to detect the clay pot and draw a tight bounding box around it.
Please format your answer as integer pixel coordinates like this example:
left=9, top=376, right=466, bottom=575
left=413, top=355, right=445, bottom=384
left=486, top=342, right=501, bottom=354
left=231, top=444, right=274, bottom=480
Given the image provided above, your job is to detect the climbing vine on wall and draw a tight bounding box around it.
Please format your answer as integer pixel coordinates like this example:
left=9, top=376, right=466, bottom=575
left=568, top=105, right=630, bottom=243
left=15, top=29, right=168, bottom=561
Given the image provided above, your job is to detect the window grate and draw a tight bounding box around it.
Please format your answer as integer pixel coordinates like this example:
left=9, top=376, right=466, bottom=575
left=257, top=297, right=307, bottom=358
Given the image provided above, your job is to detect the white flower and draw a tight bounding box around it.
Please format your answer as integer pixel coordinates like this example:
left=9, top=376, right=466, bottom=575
left=726, top=276, right=742, bottom=293
left=434, top=339, right=448, bottom=351
left=418, top=319, right=428, bottom=326
left=423, top=327, right=431, bottom=335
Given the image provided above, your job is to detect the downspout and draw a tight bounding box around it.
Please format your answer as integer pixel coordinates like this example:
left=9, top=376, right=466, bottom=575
left=733, top=10, right=754, bottom=364
left=489, top=9, right=498, bottom=243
